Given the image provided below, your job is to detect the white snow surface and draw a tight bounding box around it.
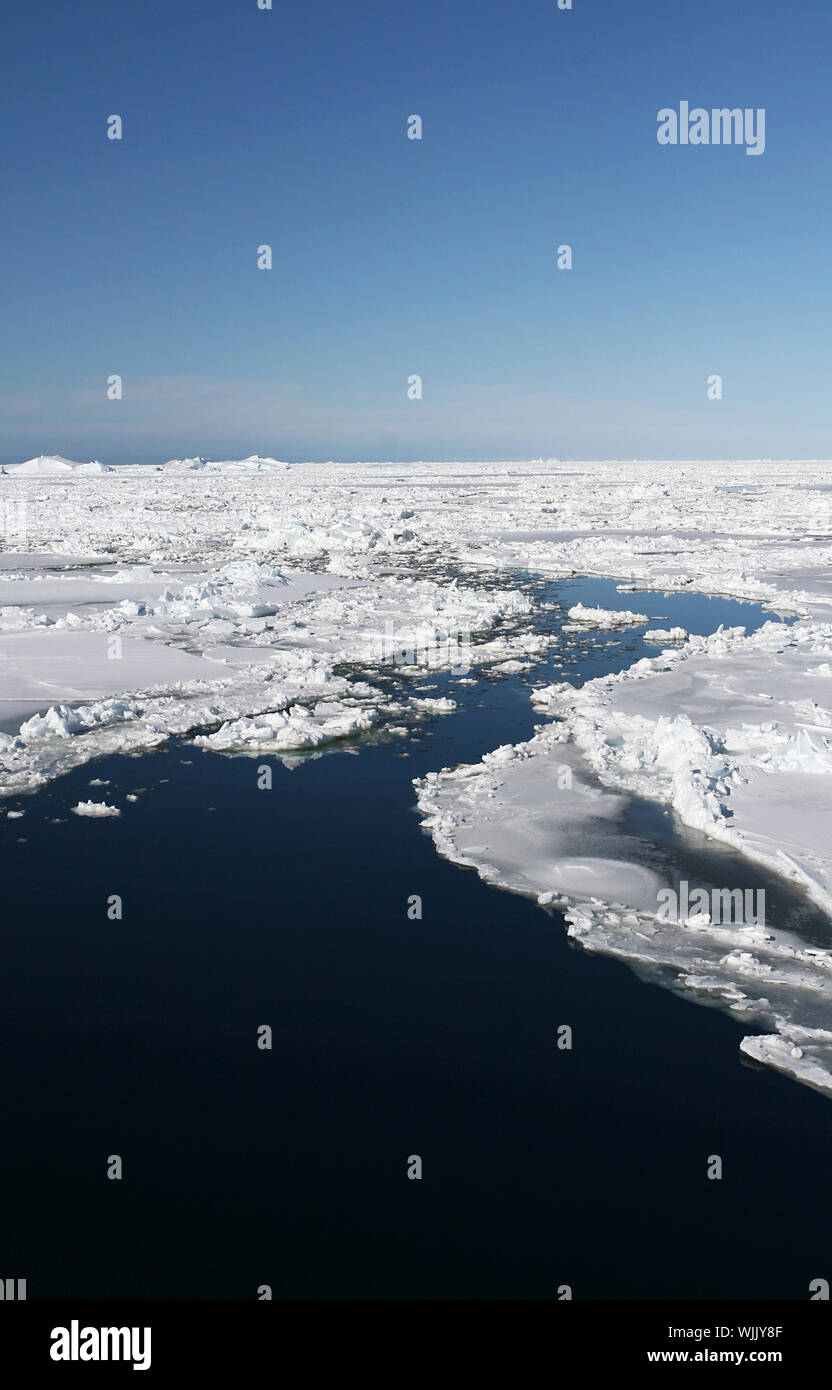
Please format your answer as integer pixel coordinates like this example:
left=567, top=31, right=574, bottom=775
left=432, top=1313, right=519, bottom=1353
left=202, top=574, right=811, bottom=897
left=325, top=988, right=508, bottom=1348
left=4, top=455, right=832, bottom=1093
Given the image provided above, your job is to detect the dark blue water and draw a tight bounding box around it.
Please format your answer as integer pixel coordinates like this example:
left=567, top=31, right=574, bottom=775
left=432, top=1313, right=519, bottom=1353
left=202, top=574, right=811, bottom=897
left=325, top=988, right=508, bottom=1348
left=2, top=577, right=829, bottom=1301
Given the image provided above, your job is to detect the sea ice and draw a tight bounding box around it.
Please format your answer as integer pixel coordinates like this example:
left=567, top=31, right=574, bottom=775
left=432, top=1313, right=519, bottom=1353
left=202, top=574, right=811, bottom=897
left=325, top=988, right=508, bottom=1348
left=4, top=454, right=832, bottom=1093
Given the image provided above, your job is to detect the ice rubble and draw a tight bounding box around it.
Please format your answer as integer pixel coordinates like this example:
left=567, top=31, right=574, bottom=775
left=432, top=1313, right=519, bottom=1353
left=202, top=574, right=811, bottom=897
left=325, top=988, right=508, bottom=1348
left=195, top=700, right=378, bottom=752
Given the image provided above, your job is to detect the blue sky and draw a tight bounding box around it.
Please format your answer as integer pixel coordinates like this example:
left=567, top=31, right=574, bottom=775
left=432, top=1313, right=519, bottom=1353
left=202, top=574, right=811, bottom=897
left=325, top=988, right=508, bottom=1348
left=2, top=0, right=830, bottom=463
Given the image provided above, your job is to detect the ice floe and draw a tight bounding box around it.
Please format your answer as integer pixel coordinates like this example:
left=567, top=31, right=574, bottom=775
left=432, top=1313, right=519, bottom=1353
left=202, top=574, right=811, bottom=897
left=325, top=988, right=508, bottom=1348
left=643, top=626, right=688, bottom=644
left=195, top=699, right=378, bottom=752
left=566, top=603, right=649, bottom=627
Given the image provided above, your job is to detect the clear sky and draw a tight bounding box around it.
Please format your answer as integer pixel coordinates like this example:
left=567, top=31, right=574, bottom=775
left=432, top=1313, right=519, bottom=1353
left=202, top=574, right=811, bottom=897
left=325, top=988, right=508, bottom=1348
left=2, top=0, right=831, bottom=464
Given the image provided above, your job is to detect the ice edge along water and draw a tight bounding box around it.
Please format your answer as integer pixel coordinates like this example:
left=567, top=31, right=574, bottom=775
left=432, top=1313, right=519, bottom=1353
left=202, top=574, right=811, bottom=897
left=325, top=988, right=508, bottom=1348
left=3, top=454, right=832, bottom=1095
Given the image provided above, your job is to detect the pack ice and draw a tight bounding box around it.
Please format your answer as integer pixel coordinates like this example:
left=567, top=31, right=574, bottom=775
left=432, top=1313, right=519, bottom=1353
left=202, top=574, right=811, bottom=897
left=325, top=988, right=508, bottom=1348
left=2, top=454, right=832, bottom=1095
